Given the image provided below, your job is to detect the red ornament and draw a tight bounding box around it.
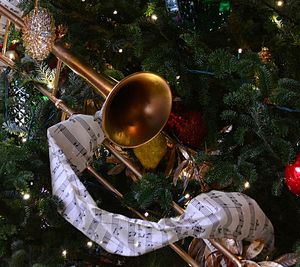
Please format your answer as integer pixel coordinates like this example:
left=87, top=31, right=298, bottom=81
left=167, top=110, right=206, bottom=148
left=284, top=155, right=300, bottom=196
left=258, top=47, right=272, bottom=63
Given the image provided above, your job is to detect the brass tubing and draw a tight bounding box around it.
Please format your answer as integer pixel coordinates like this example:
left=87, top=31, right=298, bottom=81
left=102, top=140, right=142, bottom=178
left=0, top=54, right=14, bottom=67
left=87, top=165, right=123, bottom=199
left=2, top=19, right=11, bottom=55
left=103, top=139, right=185, bottom=214
left=0, top=5, right=24, bottom=28
left=34, top=83, right=75, bottom=116
left=52, top=43, right=115, bottom=98
left=52, top=59, right=63, bottom=96
left=86, top=165, right=200, bottom=267
left=209, top=239, right=243, bottom=267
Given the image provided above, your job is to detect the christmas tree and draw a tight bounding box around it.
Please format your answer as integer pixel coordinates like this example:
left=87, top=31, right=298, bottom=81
left=0, top=0, right=300, bottom=266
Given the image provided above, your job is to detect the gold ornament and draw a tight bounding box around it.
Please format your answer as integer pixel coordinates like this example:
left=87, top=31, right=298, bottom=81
left=258, top=47, right=272, bottom=63
left=133, top=133, right=167, bottom=169
left=22, top=7, right=56, bottom=60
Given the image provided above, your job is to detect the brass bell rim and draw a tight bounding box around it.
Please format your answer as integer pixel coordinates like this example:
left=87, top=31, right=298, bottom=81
left=101, top=71, right=172, bottom=148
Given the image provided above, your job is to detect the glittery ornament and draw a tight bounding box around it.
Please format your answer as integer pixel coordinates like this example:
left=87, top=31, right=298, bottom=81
left=133, top=133, right=167, bottom=169
left=167, top=110, right=206, bottom=148
left=284, top=154, right=300, bottom=196
left=22, top=8, right=56, bottom=60
left=258, top=47, right=272, bottom=63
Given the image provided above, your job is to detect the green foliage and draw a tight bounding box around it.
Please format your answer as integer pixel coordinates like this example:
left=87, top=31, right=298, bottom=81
left=1, top=0, right=300, bottom=265
left=208, top=49, right=238, bottom=79
left=124, top=173, right=173, bottom=214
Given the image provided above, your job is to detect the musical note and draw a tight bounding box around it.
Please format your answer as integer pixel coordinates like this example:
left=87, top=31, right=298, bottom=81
left=192, top=225, right=205, bottom=234
left=128, top=231, right=137, bottom=238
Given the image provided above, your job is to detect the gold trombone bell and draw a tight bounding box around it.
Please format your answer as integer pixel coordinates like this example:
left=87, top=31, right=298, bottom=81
left=52, top=43, right=172, bottom=148
left=102, top=72, right=172, bottom=147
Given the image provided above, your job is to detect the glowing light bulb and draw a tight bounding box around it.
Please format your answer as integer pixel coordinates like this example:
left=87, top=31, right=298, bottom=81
left=23, top=193, right=30, bottom=200
left=21, top=137, right=27, bottom=143
left=244, top=181, right=250, bottom=189
left=62, top=250, right=67, bottom=257
left=185, top=193, right=190, bottom=199
left=47, top=82, right=54, bottom=89
left=151, top=14, right=158, bottom=21
left=113, top=10, right=118, bottom=15
left=87, top=241, right=93, bottom=248
left=276, top=0, right=283, bottom=6
left=118, top=48, right=123, bottom=53
left=238, top=48, right=243, bottom=54
left=144, top=212, right=149, bottom=217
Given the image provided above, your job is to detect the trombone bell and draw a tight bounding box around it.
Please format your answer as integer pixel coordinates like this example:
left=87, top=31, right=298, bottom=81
left=102, top=72, right=172, bottom=148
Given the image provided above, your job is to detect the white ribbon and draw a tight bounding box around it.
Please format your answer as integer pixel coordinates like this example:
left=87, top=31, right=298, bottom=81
left=47, top=114, right=274, bottom=256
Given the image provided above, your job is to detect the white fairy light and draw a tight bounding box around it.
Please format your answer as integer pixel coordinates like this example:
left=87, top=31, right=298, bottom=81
left=87, top=241, right=93, bottom=248
left=113, top=10, right=118, bottom=15
left=23, top=193, right=30, bottom=200
left=185, top=193, right=190, bottom=199
left=62, top=250, right=67, bottom=257
left=118, top=48, right=123, bottom=53
left=244, top=181, right=250, bottom=189
left=47, top=82, right=54, bottom=89
left=276, top=0, right=283, bottom=7
left=238, top=48, right=243, bottom=54
left=151, top=14, right=158, bottom=21
left=144, top=212, right=149, bottom=217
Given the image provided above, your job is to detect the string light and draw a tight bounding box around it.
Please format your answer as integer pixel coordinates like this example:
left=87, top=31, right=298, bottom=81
left=178, top=193, right=191, bottom=203
left=21, top=137, right=27, bottom=143
left=276, top=0, right=284, bottom=7
left=144, top=212, right=149, bottom=217
left=62, top=250, right=67, bottom=257
left=23, top=193, right=30, bottom=200
left=47, top=82, right=54, bottom=89
left=237, top=48, right=243, bottom=59
left=151, top=14, right=158, bottom=21
left=118, top=48, right=123, bottom=53
left=87, top=241, right=93, bottom=248
left=113, top=10, right=118, bottom=15
left=244, top=181, right=250, bottom=189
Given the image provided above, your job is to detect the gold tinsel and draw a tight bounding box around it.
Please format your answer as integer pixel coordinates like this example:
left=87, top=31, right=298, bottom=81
left=133, top=133, right=167, bottom=170
left=22, top=8, right=56, bottom=60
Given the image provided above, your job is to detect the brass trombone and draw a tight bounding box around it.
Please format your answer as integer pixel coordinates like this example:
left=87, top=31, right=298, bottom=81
left=0, top=4, right=243, bottom=267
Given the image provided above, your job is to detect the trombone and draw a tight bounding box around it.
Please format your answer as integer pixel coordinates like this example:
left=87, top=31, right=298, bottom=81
left=0, top=4, right=243, bottom=267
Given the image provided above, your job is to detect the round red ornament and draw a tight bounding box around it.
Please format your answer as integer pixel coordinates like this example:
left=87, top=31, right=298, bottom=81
left=284, top=155, right=300, bottom=196
left=167, top=110, right=206, bottom=148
